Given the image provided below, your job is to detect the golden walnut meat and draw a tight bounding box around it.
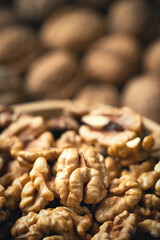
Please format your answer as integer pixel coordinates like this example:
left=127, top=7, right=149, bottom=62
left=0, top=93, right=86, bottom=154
left=0, top=184, right=8, bottom=223
left=1, top=115, right=46, bottom=144
left=14, top=0, right=69, bottom=22
left=105, top=157, right=121, bottom=180
left=0, top=105, right=19, bottom=129
left=25, top=50, right=86, bottom=100
left=55, top=147, right=109, bottom=207
left=107, top=0, right=157, bottom=40
left=11, top=207, right=92, bottom=240
left=40, top=6, right=105, bottom=52
left=121, top=74, right=160, bottom=122
left=56, top=131, right=84, bottom=149
left=137, top=219, right=160, bottom=238
left=108, top=136, right=154, bottom=166
left=95, top=175, right=142, bottom=223
left=0, top=25, right=40, bottom=73
left=79, top=106, right=142, bottom=147
left=143, top=39, right=160, bottom=77
left=75, top=83, right=119, bottom=106
left=92, top=211, right=136, bottom=240
left=82, top=34, right=140, bottom=84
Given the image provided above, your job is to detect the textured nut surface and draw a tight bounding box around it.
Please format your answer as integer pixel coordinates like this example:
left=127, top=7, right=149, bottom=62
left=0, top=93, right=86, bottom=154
left=40, top=6, right=104, bottom=52
left=82, top=34, right=140, bottom=84
left=0, top=105, right=19, bottom=129
left=12, top=207, right=92, bottom=240
left=26, top=50, right=86, bottom=100
left=138, top=219, right=160, bottom=238
left=108, top=136, right=154, bottom=166
left=0, top=184, right=8, bottom=223
left=92, top=211, right=136, bottom=240
left=95, top=175, right=142, bottom=223
left=105, top=157, right=121, bottom=180
left=1, top=115, right=46, bottom=144
left=0, top=25, right=39, bottom=73
left=55, top=147, right=109, bottom=207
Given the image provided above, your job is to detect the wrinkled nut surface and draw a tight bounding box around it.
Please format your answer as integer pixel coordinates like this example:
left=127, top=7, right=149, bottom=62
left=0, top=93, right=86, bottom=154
left=20, top=157, right=54, bottom=213
left=0, top=184, right=8, bottom=223
left=55, top=147, right=109, bottom=207
left=1, top=115, right=46, bottom=144
left=137, top=219, right=160, bottom=238
left=105, top=157, right=121, bottom=180
left=95, top=175, right=142, bottom=223
left=92, top=211, right=136, bottom=240
left=108, top=136, right=154, bottom=166
left=12, top=207, right=92, bottom=240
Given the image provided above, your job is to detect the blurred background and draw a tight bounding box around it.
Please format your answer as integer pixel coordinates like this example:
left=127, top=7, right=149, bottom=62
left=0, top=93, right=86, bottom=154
left=0, top=0, right=160, bottom=122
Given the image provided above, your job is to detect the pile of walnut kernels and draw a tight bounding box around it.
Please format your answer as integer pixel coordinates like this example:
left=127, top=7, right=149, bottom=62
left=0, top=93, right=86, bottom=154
left=0, top=103, right=160, bottom=240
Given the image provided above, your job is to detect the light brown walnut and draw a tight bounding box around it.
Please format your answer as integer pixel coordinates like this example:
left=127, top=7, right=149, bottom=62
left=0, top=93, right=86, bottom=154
left=138, top=161, right=160, bottom=192
left=79, top=106, right=142, bottom=147
left=0, top=105, right=19, bottom=129
left=12, top=207, right=92, bottom=240
left=0, top=184, right=8, bottom=223
left=137, top=219, right=160, bottom=238
left=92, top=211, right=136, bottom=240
left=20, top=157, right=54, bottom=213
left=121, top=159, right=156, bottom=178
left=55, top=147, right=109, bottom=207
left=105, top=157, right=121, bottom=180
left=56, top=131, right=84, bottom=149
left=5, top=173, right=29, bottom=210
left=1, top=115, right=46, bottom=144
left=95, top=175, right=142, bottom=223
left=108, top=136, right=154, bottom=166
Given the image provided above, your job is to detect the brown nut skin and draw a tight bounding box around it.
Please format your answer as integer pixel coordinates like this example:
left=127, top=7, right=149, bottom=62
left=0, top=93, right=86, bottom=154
left=14, top=0, right=69, bottom=23
left=0, top=25, right=40, bottom=73
left=11, top=207, right=92, bottom=240
left=143, top=40, right=160, bottom=77
left=82, top=34, right=140, bottom=84
left=107, top=0, right=158, bottom=40
left=92, top=211, right=136, bottom=240
left=25, top=50, right=86, bottom=100
left=0, top=8, right=17, bottom=29
left=0, top=105, right=19, bottom=129
left=121, top=74, right=160, bottom=122
left=0, top=184, right=8, bottom=223
left=75, top=83, right=119, bottom=106
left=137, top=219, right=160, bottom=238
left=40, top=6, right=105, bottom=52
left=95, top=175, right=142, bottom=223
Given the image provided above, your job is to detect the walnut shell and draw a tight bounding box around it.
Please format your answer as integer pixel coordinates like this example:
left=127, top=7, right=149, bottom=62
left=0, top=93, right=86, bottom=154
left=0, top=25, right=40, bottom=73
left=14, top=0, right=69, bottom=22
left=107, top=0, right=158, bottom=40
left=40, top=6, right=105, bottom=52
left=143, top=40, right=160, bottom=77
left=121, top=75, right=160, bottom=122
left=82, top=34, right=141, bottom=84
left=75, top=83, right=119, bottom=106
left=25, top=50, right=86, bottom=100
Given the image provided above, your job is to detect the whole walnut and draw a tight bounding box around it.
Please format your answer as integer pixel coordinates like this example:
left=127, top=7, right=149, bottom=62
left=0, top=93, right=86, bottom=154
left=82, top=34, right=141, bottom=84
left=25, top=50, right=86, bottom=100
left=0, top=8, right=17, bottom=29
left=75, top=83, right=119, bottom=106
left=121, top=74, right=160, bottom=122
left=14, top=0, right=69, bottom=23
left=40, top=6, right=105, bottom=52
left=107, top=0, right=158, bottom=41
left=143, top=40, right=160, bottom=77
left=0, top=25, right=40, bottom=73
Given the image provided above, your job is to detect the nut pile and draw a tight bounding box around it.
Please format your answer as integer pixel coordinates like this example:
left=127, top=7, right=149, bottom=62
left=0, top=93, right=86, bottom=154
left=0, top=102, right=160, bottom=239
left=0, top=0, right=160, bottom=122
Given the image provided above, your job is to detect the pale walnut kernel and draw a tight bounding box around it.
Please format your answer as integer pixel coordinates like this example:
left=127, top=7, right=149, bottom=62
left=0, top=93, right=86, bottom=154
left=56, top=130, right=84, bottom=149
left=20, top=157, right=54, bottom=213
left=92, top=211, right=136, bottom=240
left=1, top=115, right=46, bottom=143
left=108, top=136, right=154, bottom=166
left=5, top=173, right=29, bottom=210
left=105, top=157, right=121, bottom=180
left=95, top=175, right=142, bottom=223
left=12, top=207, right=92, bottom=240
left=138, top=161, right=160, bottom=191
left=138, top=219, right=160, bottom=238
left=55, top=147, right=109, bottom=208
left=121, top=159, right=156, bottom=179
